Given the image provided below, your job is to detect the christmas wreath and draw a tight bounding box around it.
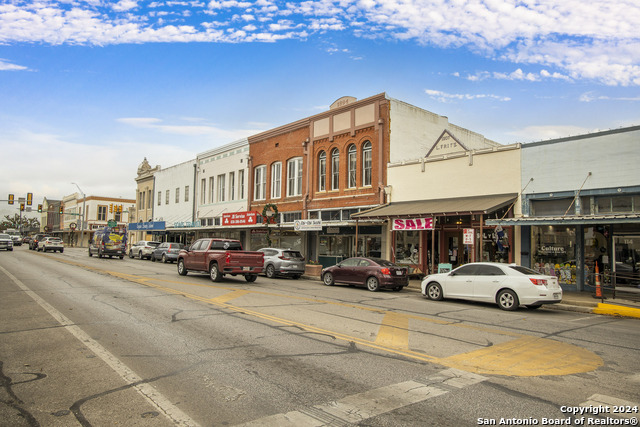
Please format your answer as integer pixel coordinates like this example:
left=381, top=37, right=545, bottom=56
left=262, top=203, right=279, bottom=224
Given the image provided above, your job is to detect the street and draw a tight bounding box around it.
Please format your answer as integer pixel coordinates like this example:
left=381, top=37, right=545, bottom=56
left=1, top=246, right=639, bottom=427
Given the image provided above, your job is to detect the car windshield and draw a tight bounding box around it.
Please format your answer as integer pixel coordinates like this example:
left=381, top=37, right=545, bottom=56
left=509, top=265, right=543, bottom=276
left=283, top=251, right=303, bottom=258
left=0, top=234, right=10, bottom=239
left=149, top=242, right=160, bottom=247
left=49, top=238, right=62, bottom=242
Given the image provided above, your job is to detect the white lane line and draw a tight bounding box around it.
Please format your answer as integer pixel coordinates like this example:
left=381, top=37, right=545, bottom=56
left=238, top=368, right=486, bottom=426
left=580, top=394, right=640, bottom=419
left=0, top=265, right=200, bottom=427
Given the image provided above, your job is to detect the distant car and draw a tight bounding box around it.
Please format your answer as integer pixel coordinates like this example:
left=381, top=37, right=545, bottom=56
left=29, top=234, right=49, bottom=250
left=9, top=235, right=22, bottom=246
left=22, top=236, right=32, bottom=245
left=421, top=262, right=563, bottom=311
left=322, top=257, right=408, bottom=292
left=38, top=237, right=64, bottom=253
left=258, top=248, right=305, bottom=279
left=0, top=233, right=14, bottom=251
left=129, top=240, right=161, bottom=260
left=151, top=242, right=185, bottom=263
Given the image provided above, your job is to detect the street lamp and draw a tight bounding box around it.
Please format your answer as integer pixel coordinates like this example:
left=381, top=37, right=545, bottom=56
left=71, top=182, right=86, bottom=247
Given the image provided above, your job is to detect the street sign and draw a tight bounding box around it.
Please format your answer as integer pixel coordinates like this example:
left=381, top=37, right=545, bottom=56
left=107, top=220, right=117, bottom=227
left=463, top=228, right=475, bottom=245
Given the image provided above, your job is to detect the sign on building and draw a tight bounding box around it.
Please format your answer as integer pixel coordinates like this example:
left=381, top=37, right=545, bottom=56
left=222, top=211, right=258, bottom=226
left=294, top=219, right=323, bottom=231
left=391, top=218, right=434, bottom=231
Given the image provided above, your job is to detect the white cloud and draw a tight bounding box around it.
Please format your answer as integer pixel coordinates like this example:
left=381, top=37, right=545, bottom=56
left=0, top=59, right=29, bottom=71
left=0, top=0, right=638, bottom=85
left=117, top=117, right=262, bottom=140
left=425, top=89, right=510, bottom=103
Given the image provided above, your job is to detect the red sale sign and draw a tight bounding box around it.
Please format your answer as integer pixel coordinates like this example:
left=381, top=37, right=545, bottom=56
left=391, top=218, right=434, bottom=230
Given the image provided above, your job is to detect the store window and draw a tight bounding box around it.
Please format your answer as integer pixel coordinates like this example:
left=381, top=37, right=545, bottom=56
left=531, top=225, right=576, bottom=285
left=395, top=230, right=420, bottom=265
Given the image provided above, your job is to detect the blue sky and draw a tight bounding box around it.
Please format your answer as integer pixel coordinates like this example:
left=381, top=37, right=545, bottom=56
left=2, top=0, right=639, bottom=219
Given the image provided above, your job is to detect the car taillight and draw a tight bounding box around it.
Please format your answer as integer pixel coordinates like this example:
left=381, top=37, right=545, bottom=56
left=226, top=252, right=231, bottom=264
left=529, top=278, right=548, bottom=286
left=380, top=268, right=390, bottom=275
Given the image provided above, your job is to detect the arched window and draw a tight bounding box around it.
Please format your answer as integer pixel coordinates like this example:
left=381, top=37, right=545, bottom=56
left=348, top=144, right=357, bottom=188
left=318, top=151, right=326, bottom=191
left=331, top=149, right=340, bottom=190
left=362, top=141, right=372, bottom=187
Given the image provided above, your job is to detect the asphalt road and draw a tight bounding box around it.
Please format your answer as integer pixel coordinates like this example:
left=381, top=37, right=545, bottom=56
left=1, top=246, right=639, bottom=426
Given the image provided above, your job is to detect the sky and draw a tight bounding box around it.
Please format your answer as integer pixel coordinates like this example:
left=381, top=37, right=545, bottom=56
left=2, top=0, right=639, bottom=220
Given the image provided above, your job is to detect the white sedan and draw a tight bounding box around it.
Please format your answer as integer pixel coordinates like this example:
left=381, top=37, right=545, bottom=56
left=421, top=262, right=563, bottom=311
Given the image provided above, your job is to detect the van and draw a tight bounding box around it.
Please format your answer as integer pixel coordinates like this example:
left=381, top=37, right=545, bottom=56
left=89, top=227, right=127, bottom=259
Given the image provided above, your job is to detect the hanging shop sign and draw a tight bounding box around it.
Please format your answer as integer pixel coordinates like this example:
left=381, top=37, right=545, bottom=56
left=222, top=211, right=259, bottom=226
left=294, top=219, right=323, bottom=231
left=463, top=228, right=475, bottom=245
left=391, top=218, right=434, bottom=231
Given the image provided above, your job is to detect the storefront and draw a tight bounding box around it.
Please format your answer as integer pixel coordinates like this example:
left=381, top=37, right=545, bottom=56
left=489, top=215, right=640, bottom=292
left=354, top=193, right=517, bottom=277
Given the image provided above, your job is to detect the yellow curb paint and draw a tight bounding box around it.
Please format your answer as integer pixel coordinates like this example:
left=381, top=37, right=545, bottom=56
left=437, top=335, right=603, bottom=376
left=375, top=312, right=410, bottom=350
left=594, top=303, right=640, bottom=319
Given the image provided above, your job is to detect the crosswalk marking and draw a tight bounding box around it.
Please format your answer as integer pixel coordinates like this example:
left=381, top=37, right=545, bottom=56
left=237, top=368, right=486, bottom=426
left=580, top=394, right=640, bottom=419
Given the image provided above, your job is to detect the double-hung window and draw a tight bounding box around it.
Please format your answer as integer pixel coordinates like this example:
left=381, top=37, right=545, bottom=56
left=331, top=149, right=340, bottom=190
left=254, top=165, right=266, bottom=201
left=287, top=157, right=303, bottom=197
left=318, top=151, right=326, bottom=192
left=362, top=141, right=372, bottom=187
left=217, top=174, right=225, bottom=202
left=348, top=144, right=357, bottom=188
left=271, top=162, right=282, bottom=199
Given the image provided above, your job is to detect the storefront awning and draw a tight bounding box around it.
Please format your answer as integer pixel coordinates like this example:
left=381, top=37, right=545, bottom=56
left=352, top=193, right=518, bottom=219
left=486, top=213, right=640, bottom=226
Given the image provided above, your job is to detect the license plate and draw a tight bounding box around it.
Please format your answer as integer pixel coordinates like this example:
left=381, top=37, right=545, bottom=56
left=243, top=267, right=250, bottom=271
left=553, top=293, right=561, bottom=299
left=396, top=271, right=403, bottom=276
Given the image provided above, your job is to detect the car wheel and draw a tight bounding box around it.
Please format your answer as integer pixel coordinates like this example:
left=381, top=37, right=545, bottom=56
left=366, top=276, right=380, bottom=292
left=322, top=272, right=334, bottom=286
left=291, top=275, right=301, bottom=280
left=265, top=264, right=276, bottom=278
left=60, top=249, right=64, bottom=253
left=497, top=289, right=519, bottom=311
left=177, top=259, right=188, bottom=276
left=209, top=263, right=222, bottom=282
left=162, top=254, right=168, bottom=263
left=88, top=249, right=93, bottom=257
left=526, top=304, right=542, bottom=310
left=128, top=250, right=134, bottom=258
left=425, top=282, right=443, bottom=301
left=138, top=251, right=143, bottom=260
left=245, top=274, right=257, bottom=283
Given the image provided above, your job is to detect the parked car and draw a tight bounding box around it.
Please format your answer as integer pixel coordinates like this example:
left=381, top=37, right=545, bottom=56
left=321, top=257, right=408, bottom=292
left=258, top=248, right=305, bottom=279
left=151, top=242, right=185, bottom=263
left=29, top=234, right=49, bottom=250
left=129, top=240, right=161, bottom=260
left=88, top=227, right=127, bottom=259
left=177, top=238, right=264, bottom=282
left=38, top=237, right=64, bottom=253
left=0, top=233, right=14, bottom=251
left=421, top=262, right=563, bottom=311
left=23, top=236, right=32, bottom=245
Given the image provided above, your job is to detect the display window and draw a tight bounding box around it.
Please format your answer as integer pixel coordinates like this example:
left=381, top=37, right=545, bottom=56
left=395, top=231, right=420, bottom=265
left=532, top=225, right=577, bottom=285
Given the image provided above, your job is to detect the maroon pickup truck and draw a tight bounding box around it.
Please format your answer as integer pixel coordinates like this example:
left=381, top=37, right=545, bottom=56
left=177, top=238, right=264, bottom=282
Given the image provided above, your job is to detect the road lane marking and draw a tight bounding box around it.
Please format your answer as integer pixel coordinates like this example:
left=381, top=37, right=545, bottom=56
left=210, top=289, right=252, bottom=304
left=375, top=312, right=409, bottom=350
left=0, top=265, right=200, bottom=427
left=33, top=257, right=606, bottom=377
left=237, top=368, right=486, bottom=426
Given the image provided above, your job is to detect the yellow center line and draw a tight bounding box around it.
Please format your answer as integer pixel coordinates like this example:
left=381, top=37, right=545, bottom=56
left=40, top=255, right=604, bottom=376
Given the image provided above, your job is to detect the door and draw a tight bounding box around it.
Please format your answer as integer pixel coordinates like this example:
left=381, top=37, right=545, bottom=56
left=333, top=258, right=359, bottom=284
left=444, top=264, right=477, bottom=298
left=472, top=264, right=507, bottom=301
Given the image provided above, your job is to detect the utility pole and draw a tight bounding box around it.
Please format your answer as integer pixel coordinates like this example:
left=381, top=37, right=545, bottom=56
left=72, top=183, right=87, bottom=248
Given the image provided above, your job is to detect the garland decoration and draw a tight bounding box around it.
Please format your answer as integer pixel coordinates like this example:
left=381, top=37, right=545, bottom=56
left=262, top=203, right=279, bottom=225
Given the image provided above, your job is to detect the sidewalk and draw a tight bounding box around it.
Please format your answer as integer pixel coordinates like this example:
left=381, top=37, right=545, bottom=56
left=403, top=280, right=640, bottom=319
left=304, top=274, right=640, bottom=319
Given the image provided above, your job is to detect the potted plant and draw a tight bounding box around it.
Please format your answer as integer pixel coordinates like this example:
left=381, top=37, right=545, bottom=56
left=305, top=260, right=323, bottom=278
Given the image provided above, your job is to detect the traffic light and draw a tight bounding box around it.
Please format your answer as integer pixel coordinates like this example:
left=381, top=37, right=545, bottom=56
left=20, top=203, right=25, bottom=211
left=8, top=194, right=14, bottom=205
left=118, top=205, right=123, bottom=213
left=110, top=204, right=113, bottom=213
left=38, top=204, right=43, bottom=213
left=59, top=206, right=63, bottom=214
left=26, top=192, right=33, bottom=206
